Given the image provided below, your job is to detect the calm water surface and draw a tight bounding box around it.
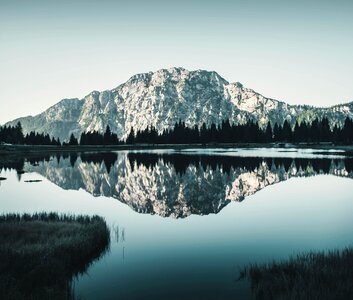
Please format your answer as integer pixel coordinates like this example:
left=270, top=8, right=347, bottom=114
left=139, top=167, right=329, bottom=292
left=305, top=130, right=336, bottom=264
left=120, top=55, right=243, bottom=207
left=1, top=149, right=353, bottom=299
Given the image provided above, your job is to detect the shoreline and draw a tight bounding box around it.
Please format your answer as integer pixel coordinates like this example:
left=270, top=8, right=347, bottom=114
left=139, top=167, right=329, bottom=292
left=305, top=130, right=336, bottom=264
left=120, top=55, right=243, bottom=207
left=1, top=143, right=353, bottom=155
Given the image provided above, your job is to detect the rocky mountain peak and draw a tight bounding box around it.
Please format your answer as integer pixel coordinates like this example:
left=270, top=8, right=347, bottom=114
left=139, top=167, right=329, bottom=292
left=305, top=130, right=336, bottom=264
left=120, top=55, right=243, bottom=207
left=4, top=67, right=353, bottom=141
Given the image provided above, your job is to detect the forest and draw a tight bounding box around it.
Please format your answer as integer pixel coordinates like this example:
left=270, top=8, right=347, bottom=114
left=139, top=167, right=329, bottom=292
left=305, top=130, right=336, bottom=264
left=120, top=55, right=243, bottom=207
left=1, top=117, right=353, bottom=146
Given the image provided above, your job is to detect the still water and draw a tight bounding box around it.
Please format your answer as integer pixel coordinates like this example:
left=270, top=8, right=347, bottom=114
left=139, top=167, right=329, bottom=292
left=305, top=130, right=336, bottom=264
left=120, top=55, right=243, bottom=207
left=1, top=149, right=353, bottom=299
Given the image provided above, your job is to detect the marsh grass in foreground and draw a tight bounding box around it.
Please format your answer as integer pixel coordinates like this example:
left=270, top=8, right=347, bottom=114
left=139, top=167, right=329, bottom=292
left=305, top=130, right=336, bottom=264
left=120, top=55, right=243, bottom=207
left=0, top=213, right=110, bottom=300
left=239, top=248, right=353, bottom=300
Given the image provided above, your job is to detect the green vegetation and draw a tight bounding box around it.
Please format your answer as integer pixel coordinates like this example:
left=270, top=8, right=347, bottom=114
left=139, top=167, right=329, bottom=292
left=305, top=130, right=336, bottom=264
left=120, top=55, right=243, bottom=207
left=83, top=118, right=353, bottom=145
left=2, top=117, right=353, bottom=146
left=0, top=213, right=110, bottom=300
left=0, top=122, right=61, bottom=145
left=239, top=248, right=353, bottom=300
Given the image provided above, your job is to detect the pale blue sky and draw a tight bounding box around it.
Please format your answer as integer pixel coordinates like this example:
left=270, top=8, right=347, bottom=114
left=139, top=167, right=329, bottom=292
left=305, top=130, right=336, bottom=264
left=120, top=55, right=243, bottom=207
left=1, top=0, right=353, bottom=124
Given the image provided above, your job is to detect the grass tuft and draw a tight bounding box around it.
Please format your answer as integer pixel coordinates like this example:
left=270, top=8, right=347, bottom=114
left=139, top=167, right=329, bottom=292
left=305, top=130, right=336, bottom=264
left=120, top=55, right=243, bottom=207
left=0, top=212, right=110, bottom=300
left=239, top=248, right=353, bottom=300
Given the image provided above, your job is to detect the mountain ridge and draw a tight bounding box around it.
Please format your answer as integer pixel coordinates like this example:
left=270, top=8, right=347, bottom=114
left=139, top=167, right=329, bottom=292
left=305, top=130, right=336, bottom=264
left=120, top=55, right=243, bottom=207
left=5, top=67, right=353, bottom=141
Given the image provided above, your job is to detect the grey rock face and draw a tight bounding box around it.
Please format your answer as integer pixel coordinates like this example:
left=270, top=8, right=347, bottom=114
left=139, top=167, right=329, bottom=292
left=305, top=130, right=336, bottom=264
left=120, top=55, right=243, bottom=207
left=5, top=67, right=353, bottom=141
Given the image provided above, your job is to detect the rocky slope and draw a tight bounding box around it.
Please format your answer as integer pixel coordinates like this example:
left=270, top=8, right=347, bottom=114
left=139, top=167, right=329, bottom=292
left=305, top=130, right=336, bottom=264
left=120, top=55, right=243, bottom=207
left=6, top=67, right=353, bottom=141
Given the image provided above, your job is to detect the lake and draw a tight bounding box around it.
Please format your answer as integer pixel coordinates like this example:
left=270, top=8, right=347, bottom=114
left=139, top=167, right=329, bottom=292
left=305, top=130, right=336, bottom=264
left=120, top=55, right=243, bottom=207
left=1, top=148, right=353, bottom=299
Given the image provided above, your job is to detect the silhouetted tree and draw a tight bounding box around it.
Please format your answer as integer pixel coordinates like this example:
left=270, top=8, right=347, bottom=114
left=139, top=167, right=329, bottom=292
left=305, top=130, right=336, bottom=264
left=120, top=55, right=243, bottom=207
left=126, top=128, right=135, bottom=144
left=68, top=134, right=78, bottom=146
left=265, top=122, right=273, bottom=142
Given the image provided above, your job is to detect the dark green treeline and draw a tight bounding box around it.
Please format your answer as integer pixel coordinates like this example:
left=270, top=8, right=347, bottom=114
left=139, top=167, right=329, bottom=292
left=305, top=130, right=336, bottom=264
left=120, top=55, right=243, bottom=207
left=81, top=118, right=353, bottom=145
left=0, top=123, right=61, bottom=145
left=1, top=117, right=353, bottom=146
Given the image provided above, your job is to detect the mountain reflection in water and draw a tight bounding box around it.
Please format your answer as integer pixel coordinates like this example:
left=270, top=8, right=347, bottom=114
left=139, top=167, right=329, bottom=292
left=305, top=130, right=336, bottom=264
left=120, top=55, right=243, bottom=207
left=2, top=152, right=353, bottom=218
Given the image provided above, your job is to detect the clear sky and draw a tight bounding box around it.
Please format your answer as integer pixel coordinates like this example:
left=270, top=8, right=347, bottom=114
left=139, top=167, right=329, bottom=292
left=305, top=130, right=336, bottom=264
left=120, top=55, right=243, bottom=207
left=1, top=0, right=353, bottom=124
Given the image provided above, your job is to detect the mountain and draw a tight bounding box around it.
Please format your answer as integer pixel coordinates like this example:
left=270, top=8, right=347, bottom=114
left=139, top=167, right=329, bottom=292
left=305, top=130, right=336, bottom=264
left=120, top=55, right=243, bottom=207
left=5, top=67, right=353, bottom=141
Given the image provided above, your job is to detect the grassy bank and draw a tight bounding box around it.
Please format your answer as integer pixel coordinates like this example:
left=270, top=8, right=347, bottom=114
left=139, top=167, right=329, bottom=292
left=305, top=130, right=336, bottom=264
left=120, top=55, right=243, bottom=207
left=0, top=213, right=110, bottom=300
left=239, top=248, right=353, bottom=300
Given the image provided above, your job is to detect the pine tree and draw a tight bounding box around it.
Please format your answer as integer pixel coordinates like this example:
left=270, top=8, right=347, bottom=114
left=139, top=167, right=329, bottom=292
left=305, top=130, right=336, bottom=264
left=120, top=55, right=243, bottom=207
left=68, top=134, right=78, bottom=146
left=282, top=120, right=292, bottom=142
left=265, top=122, right=273, bottom=143
left=104, top=125, right=112, bottom=145
left=126, top=128, right=135, bottom=144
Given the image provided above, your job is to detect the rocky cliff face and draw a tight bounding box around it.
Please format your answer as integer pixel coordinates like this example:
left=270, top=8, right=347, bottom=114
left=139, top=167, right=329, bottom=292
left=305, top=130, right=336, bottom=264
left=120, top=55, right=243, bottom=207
left=6, top=67, right=353, bottom=141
